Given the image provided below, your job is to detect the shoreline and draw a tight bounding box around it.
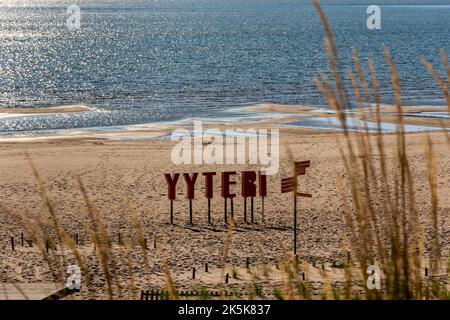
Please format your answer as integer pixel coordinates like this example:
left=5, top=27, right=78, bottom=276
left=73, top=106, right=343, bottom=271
left=0, top=103, right=449, bottom=142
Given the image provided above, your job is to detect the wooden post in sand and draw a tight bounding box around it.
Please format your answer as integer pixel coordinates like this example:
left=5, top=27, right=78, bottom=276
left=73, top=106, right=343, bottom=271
left=203, top=172, right=216, bottom=225
left=221, top=172, right=236, bottom=225
left=183, top=173, right=198, bottom=226
left=244, top=197, right=247, bottom=223
left=21, top=233, right=24, bottom=246
left=189, top=199, right=193, bottom=225
left=281, top=176, right=296, bottom=253
left=295, top=161, right=312, bottom=255
left=293, top=194, right=298, bottom=256
left=230, top=198, right=234, bottom=219
left=207, top=199, right=211, bottom=224
left=251, top=197, right=254, bottom=224
left=11, top=237, right=15, bottom=251
left=164, top=173, right=180, bottom=225
left=261, top=198, right=265, bottom=222
left=259, top=172, right=267, bottom=222
left=242, top=171, right=257, bottom=224
left=170, top=200, right=174, bottom=224
left=224, top=199, right=228, bottom=224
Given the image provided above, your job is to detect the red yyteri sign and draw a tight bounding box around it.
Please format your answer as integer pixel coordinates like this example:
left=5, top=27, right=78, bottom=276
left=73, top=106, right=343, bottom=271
left=164, top=170, right=268, bottom=225
left=163, top=161, right=311, bottom=228
left=164, top=171, right=267, bottom=201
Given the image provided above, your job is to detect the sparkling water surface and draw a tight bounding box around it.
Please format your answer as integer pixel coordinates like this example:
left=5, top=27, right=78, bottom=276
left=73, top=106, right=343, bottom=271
left=0, top=0, right=449, bottom=134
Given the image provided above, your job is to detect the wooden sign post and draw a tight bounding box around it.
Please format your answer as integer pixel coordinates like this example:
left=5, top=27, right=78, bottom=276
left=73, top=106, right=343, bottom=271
left=183, top=173, right=198, bottom=225
left=259, top=172, right=267, bottom=222
left=203, top=172, right=216, bottom=224
left=251, top=197, right=254, bottom=223
left=241, top=171, right=257, bottom=224
left=281, top=160, right=312, bottom=256
left=221, top=171, right=236, bottom=224
left=164, top=173, right=180, bottom=225
left=244, top=197, right=247, bottom=223
left=230, top=198, right=234, bottom=219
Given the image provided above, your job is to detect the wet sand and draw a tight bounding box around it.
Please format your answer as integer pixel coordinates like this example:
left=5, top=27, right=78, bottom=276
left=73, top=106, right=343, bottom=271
left=0, top=105, right=92, bottom=115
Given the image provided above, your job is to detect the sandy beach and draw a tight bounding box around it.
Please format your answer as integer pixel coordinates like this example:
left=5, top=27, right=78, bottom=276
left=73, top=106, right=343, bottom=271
left=0, top=104, right=449, bottom=299
left=0, top=0, right=448, bottom=308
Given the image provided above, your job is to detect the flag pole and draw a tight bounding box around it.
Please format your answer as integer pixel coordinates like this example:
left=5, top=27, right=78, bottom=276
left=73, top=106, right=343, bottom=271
left=294, top=193, right=297, bottom=256
left=293, top=161, right=298, bottom=256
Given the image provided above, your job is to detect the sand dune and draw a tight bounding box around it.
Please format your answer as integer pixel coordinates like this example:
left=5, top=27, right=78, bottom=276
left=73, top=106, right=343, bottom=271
left=0, top=105, right=93, bottom=120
